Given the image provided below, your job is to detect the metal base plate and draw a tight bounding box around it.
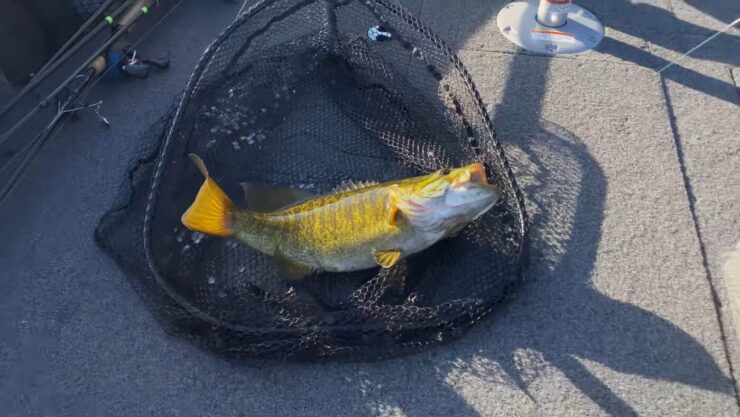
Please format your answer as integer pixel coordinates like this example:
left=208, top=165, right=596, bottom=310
left=497, top=1, right=604, bottom=54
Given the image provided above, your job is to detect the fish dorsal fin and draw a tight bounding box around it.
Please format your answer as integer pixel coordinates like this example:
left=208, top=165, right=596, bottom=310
left=240, top=183, right=316, bottom=212
left=332, top=179, right=379, bottom=193
left=372, top=249, right=402, bottom=268
left=273, top=250, right=314, bottom=280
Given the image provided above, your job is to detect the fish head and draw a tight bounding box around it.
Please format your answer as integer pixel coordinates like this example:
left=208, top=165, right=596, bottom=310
left=391, top=162, right=501, bottom=232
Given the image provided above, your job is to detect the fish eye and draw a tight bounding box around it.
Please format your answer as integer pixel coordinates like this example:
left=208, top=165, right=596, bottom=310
left=438, top=168, right=451, bottom=176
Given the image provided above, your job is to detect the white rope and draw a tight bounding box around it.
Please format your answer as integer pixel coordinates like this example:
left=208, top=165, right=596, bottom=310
left=658, top=16, right=740, bottom=74
left=237, top=0, right=251, bottom=19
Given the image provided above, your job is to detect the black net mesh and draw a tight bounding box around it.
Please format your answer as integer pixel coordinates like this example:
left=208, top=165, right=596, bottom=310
left=95, top=0, right=528, bottom=360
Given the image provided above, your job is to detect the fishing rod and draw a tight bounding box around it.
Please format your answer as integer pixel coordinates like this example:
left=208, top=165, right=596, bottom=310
left=0, top=0, right=184, bottom=205
left=0, top=0, right=140, bottom=121
left=24, top=0, right=117, bottom=90
left=0, top=0, right=155, bottom=146
left=0, top=57, right=106, bottom=205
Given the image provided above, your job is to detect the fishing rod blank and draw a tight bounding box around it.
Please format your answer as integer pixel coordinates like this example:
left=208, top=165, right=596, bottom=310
left=0, top=0, right=184, bottom=205
left=0, top=0, right=138, bottom=120
left=0, top=0, right=155, bottom=146
left=29, top=0, right=117, bottom=87
left=0, top=58, right=103, bottom=205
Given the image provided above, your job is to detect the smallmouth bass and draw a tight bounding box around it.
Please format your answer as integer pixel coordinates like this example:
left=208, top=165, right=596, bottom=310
left=182, top=154, right=500, bottom=278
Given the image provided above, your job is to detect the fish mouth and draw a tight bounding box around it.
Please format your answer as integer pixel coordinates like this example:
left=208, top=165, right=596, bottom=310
left=470, top=184, right=502, bottom=218
left=445, top=184, right=501, bottom=213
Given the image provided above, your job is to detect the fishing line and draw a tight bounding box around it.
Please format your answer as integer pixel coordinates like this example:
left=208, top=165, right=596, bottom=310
left=237, top=0, right=251, bottom=18
left=658, top=16, right=740, bottom=74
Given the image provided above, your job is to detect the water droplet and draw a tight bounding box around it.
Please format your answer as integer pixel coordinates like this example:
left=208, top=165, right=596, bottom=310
left=206, top=139, right=216, bottom=148
left=256, top=132, right=266, bottom=141
left=207, top=276, right=216, bottom=285
left=274, top=92, right=281, bottom=99
left=232, top=141, right=241, bottom=150
left=260, top=108, right=267, bottom=113
left=181, top=244, right=191, bottom=253
left=210, top=127, right=219, bottom=134
left=191, top=232, right=204, bottom=244
left=238, top=266, right=246, bottom=273
left=218, top=289, right=226, bottom=298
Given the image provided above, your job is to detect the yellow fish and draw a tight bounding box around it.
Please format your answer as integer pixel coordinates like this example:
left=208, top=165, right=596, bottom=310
left=182, top=154, right=501, bottom=279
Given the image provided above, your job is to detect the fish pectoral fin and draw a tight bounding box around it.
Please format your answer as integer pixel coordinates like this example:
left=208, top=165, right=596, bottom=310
left=372, top=249, right=402, bottom=268
left=273, top=252, right=314, bottom=280
left=240, top=182, right=316, bottom=212
left=388, top=204, right=399, bottom=226
left=387, top=186, right=401, bottom=226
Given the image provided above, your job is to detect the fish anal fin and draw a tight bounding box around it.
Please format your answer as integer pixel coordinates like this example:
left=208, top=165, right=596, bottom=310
left=274, top=251, right=314, bottom=280
left=372, top=249, right=402, bottom=268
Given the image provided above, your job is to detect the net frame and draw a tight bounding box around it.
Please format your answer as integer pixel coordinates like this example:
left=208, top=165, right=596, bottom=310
left=96, top=0, right=529, bottom=361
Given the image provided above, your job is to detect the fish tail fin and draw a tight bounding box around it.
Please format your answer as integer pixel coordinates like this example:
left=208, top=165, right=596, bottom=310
left=181, top=154, right=235, bottom=237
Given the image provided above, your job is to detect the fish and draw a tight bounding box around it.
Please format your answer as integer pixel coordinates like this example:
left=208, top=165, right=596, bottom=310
left=181, top=154, right=501, bottom=279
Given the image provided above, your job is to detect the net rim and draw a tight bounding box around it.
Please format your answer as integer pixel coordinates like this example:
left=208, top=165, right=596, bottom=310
left=137, top=0, right=529, bottom=337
